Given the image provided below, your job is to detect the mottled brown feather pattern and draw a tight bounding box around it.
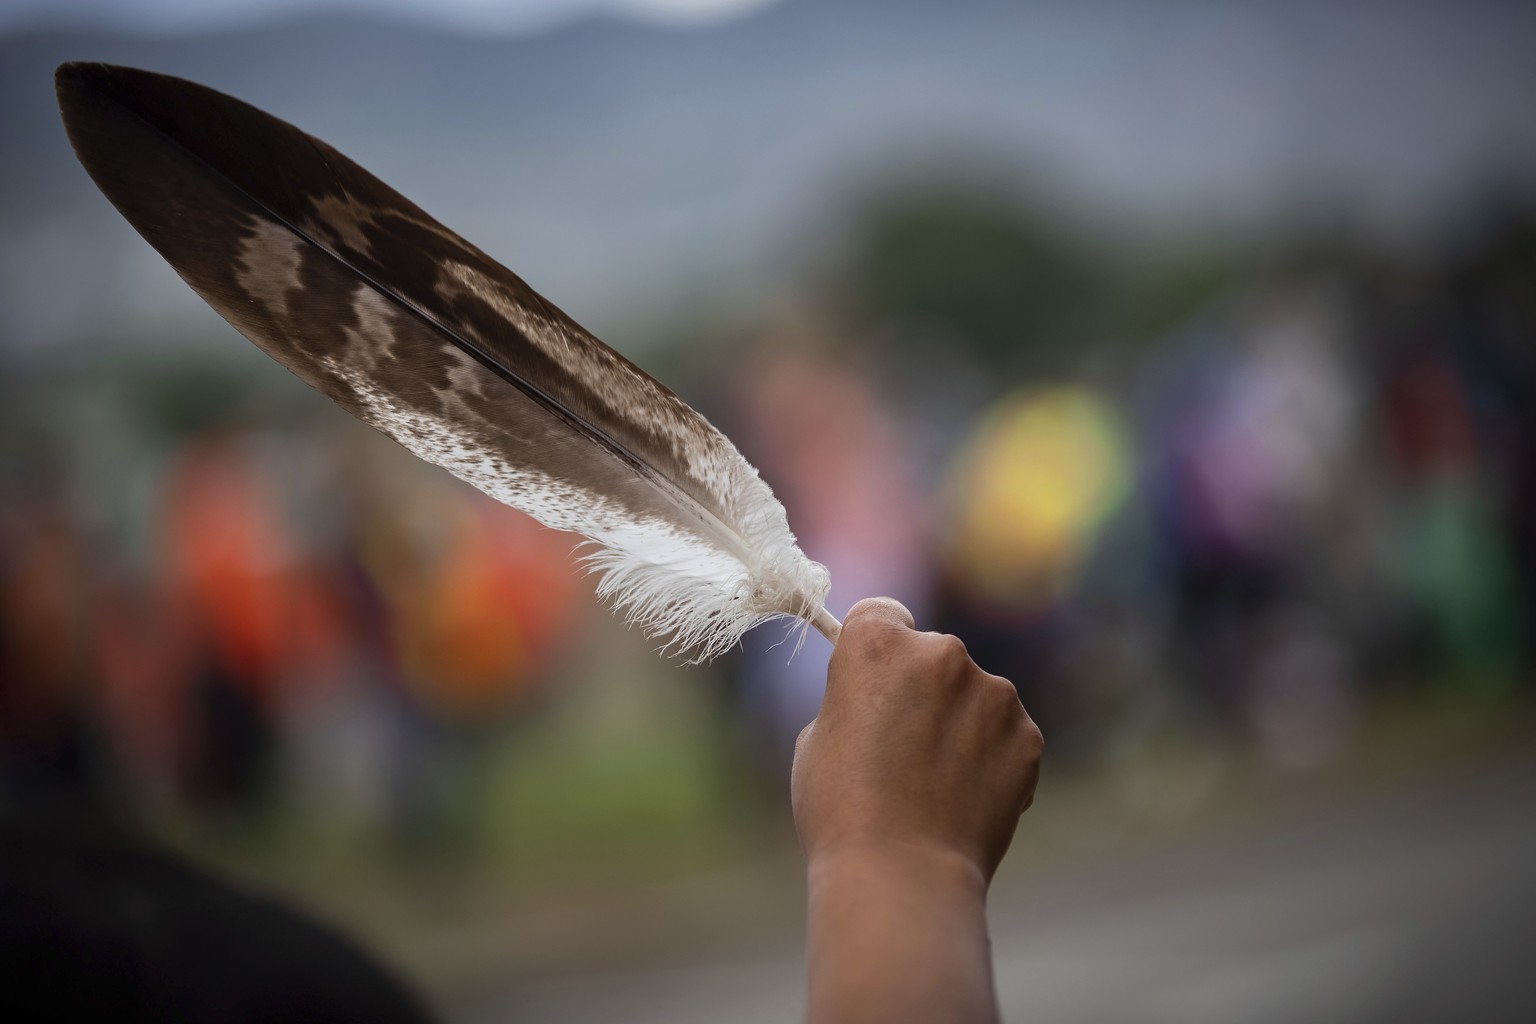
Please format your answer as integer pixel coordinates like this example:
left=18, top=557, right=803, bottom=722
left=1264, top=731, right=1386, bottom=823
left=57, top=63, right=711, bottom=516
left=55, top=62, right=830, bottom=658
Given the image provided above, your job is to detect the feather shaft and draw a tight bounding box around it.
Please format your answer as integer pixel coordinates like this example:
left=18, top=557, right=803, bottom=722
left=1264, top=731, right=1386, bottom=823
left=811, top=608, right=844, bottom=645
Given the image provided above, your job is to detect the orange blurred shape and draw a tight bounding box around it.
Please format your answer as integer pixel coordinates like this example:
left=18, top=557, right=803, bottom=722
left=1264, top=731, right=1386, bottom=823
left=391, top=497, right=580, bottom=721
left=161, top=439, right=343, bottom=705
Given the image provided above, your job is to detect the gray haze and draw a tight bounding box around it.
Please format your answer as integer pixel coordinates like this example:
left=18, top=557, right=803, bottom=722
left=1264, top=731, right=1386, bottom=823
left=3, top=0, right=1534, bottom=355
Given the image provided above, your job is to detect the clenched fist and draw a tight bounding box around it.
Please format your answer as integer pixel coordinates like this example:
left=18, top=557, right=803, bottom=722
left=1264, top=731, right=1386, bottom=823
left=793, top=596, right=1043, bottom=883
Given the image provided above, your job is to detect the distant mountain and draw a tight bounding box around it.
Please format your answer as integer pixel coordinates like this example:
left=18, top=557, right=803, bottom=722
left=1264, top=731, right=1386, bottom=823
left=3, top=0, right=1534, bottom=356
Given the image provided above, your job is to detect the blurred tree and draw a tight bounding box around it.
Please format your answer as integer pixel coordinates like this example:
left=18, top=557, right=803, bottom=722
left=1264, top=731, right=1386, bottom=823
left=835, top=179, right=1256, bottom=375
left=839, top=182, right=1100, bottom=369
left=1108, top=245, right=1250, bottom=344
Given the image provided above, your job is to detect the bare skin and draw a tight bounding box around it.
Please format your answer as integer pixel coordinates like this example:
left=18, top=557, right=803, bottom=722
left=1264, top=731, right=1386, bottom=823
left=793, top=597, right=1044, bottom=1024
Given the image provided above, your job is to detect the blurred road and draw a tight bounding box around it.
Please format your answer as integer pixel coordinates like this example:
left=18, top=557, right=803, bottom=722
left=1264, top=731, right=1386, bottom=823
left=466, top=755, right=1536, bottom=1024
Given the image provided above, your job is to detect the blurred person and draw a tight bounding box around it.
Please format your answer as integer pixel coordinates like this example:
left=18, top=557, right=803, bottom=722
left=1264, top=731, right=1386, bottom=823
left=0, top=808, right=432, bottom=1024
left=91, top=572, right=197, bottom=810
left=1372, top=331, right=1524, bottom=688
left=382, top=497, right=580, bottom=725
left=726, top=330, right=933, bottom=783
left=351, top=474, right=583, bottom=844
left=1140, top=288, right=1360, bottom=725
left=936, top=384, right=1130, bottom=746
left=0, top=489, right=99, bottom=804
left=159, top=437, right=306, bottom=806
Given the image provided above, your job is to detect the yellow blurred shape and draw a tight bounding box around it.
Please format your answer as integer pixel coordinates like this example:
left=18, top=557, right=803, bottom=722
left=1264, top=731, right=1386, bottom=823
left=947, top=387, right=1128, bottom=606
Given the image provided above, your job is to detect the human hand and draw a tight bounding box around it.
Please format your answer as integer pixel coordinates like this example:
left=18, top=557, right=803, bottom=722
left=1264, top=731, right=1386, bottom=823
left=791, top=597, right=1043, bottom=887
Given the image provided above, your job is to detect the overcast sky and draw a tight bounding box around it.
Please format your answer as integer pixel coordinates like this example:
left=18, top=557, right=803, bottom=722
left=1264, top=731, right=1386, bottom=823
left=7, top=0, right=1532, bottom=353
left=0, top=0, right=780, bottom=36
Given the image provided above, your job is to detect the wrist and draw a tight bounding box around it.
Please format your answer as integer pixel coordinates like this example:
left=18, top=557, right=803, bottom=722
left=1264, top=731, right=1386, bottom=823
left=807, top=840, right=989, bottom=902
left=803, top=840, right=999, bottom=1024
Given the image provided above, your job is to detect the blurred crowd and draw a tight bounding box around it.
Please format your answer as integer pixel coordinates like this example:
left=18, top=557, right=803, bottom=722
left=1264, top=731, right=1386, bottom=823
left=707, top=202, right=1536, bottom=779
left=2, top=195, right=1533, bottom=839
left=0, top=428, right=583, bottom=831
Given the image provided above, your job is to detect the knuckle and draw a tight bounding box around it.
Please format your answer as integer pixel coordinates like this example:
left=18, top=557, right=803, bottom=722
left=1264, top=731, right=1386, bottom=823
left=934, top=632, right=969, bottom=664
left=914, top=632, right=970, bottom=680
left=982, top=672, right=1021, bottom=703
left=985, top=677, right=1026, bottom=717
left=794, top=720, right=816, bottom=756
left=1023, top=717, right=1045, bottom=756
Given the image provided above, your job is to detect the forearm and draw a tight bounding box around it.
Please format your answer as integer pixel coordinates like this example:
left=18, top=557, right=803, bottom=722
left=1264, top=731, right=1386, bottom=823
left=804, top=846, right=1000, bottom=1024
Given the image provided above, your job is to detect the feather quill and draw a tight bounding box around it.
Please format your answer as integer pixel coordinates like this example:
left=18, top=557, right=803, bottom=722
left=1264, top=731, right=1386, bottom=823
left=55, top=62, right=839, bottom=660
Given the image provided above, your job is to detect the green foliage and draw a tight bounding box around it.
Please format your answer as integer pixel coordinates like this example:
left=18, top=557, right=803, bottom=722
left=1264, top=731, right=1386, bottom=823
left=836, top=180, right=1246, bottom=370
left=475, top=673, right=752, bottom=872
left=841, top=183, right=1098, bottom=364
left=1106, top=245, right=1249, bottom=343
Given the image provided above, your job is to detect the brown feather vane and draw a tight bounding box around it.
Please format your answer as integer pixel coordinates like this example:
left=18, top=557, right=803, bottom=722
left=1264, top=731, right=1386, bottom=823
left=55, top=62, right=839, bottom=659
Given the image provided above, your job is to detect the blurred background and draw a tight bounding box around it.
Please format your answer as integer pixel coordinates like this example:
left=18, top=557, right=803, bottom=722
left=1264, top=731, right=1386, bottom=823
left=2, top=0, right=1535, bottom=1021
